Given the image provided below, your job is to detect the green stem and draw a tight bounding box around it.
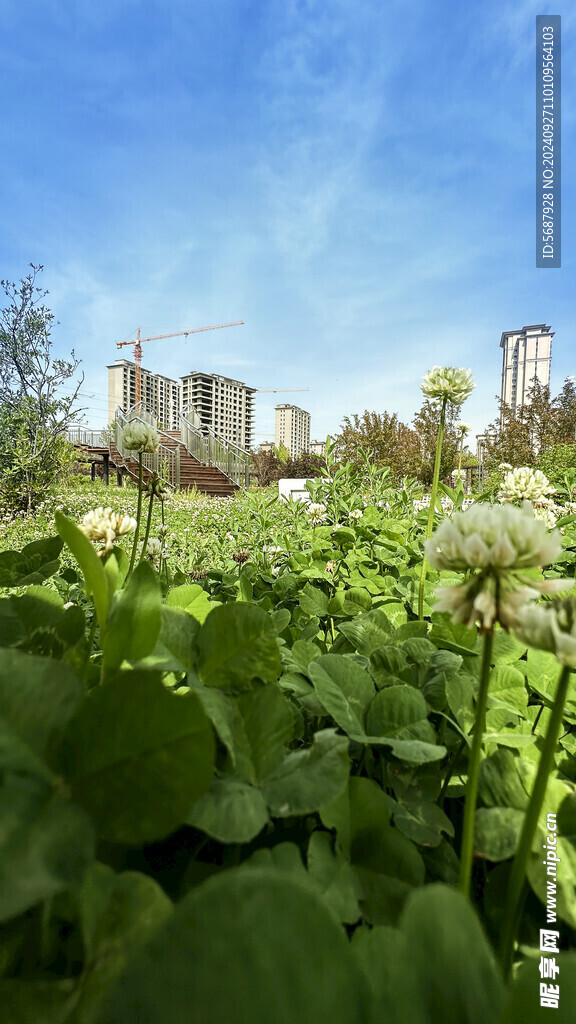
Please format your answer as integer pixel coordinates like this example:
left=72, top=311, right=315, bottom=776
left=159, top=500, right=169, bottom=582
left=458, top=629, right=494, bottom=898
left=139, top=489, right=155, bottom=565
left=86, top=615, right=98, bottom=663
left=128, top=454, right=144, bottom=575
left=499, top=664, right=572, bottom=978
left=418, top=397, right=447, bottom=618
left=458, top=435, right=465, bottom=492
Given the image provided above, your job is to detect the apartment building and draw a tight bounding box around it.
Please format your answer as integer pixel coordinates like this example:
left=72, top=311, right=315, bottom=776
left=500, top=324, right=553, bottom=418
left=180, top=371, right=256, bottom=450
left=275, top=404, right=311, bottom=460
left=309, top=439, right=328, bottom=456
left=107, top=359, right=181, bottom=429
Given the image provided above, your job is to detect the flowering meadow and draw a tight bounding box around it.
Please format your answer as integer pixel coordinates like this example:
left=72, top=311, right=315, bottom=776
left=2, top=374, right=576, bottom=1023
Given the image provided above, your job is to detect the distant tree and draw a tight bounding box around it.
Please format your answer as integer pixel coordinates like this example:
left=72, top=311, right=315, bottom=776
left=553, top=376, right=576, bottom=443
left=517, top=378, right=558, bottom=453
left=410, top=399, right=461, bottom=485
left=250, top=448, right=281, bottom=486
left=536, top=443, right=576, bottom=490
left=480, top=402, right=534, bottom=472
left=480, top=376, right=575, bottom=473
left=276, top=443, right=291, bottom=466
left=288, top=451, right=324, bottom=478
left=250, top=445, right=324, bottom=487
left=0, top=265, right=83, bottom=510
left=334, top=410, right=417, bottom=480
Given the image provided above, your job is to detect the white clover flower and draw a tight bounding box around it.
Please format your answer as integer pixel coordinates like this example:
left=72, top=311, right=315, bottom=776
left=426, top=502, right=562, bottom=572
left=325, top=560, right=336, bottom=573
left=307, top=502, right=327, bottom=524
left=498, top=462, right=513, bottom=473
left=498, top=467, right=556, bottom=504
left=456, top=421, right=471, bottom=434
left=122, top=421, right=159, bottom=453
left=451, top=469, right=467, bottom=481
left=425, top=502, right=573, bottom=632
left=145, top=537, right=162, bottom=563
left=79, top=507, right=137, bottom=554
left=532, top=504, right=558, bottom=530
left=514, top=600, right=576, bottom=668
left=421, top=366, right=475, bottom=404
left=349, top=509, right=363, bottom=520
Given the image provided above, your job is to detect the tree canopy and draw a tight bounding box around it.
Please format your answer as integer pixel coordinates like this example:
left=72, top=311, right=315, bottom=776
left=0, top=265, right=83, bottom=510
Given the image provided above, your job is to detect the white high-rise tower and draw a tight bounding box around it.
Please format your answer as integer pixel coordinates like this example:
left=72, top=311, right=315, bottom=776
left=500, top=324, right=553, bottom=417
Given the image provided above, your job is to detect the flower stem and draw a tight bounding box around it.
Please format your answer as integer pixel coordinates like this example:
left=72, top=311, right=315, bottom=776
left=139, top=489, right=155, bottom=565
left=128, top=454, right=143, bottom=575
left=418, top=396, right=447, bottom=618
left=458, top=435, right=465, bottom=492
left=499, top=664, right=572, bottom=978
left=458, top=629, right=494, bottom=898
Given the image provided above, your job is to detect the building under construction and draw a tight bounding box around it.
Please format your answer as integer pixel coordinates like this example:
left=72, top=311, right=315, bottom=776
left=107, top=359, right=182, bottom=430
left=107, top=359, right=256, bottom=449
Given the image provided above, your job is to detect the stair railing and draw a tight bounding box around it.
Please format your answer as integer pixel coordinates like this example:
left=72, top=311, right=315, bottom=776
left=179, top=411, right=209, bottom=466
left=179, top=410, right=251, bottom=488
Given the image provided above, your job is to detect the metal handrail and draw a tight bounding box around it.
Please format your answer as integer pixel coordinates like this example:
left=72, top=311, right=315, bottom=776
left=66, top=426, right=110, bottom=448
left=179, top=411, right=251, bottom=487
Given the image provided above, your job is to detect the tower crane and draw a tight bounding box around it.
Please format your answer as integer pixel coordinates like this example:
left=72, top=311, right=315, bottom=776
left=116, top=321, right=244, bottom=411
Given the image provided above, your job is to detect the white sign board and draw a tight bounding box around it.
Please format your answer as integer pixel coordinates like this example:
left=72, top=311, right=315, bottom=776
left=278, top=478, right=312, bottom=504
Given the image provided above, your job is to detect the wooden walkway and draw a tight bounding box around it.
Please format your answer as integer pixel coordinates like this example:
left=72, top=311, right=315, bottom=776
left=73, top=434, right=238, bottom=497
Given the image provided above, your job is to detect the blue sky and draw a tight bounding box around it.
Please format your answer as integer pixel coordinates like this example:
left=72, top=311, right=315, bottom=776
left=1, top=0, right=574, bottom=447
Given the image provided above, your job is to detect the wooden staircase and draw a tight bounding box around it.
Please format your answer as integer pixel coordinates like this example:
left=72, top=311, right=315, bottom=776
left=109, top=431, right=238, bottom=497
left=159, top=431, right=238, bottom=497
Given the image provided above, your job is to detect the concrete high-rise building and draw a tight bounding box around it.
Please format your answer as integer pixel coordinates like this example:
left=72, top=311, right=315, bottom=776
left=309, top=439, right=329, bottom=456
left=107, top=359, right=181, bottom=429
left=180, top=371, right=256, bottom=450
left=275, top=404, right=311, bottom=459
left=500, top=324, right=553, bottom=418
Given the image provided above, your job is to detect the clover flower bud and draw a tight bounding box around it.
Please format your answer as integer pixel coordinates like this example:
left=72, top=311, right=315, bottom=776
left=421, top=366, right=475, bottom=404
left=349, top=509, right=363, bottom=520
left=514, top=599, right=576, bottom=668
left=232, top=549, right=250, bottom=563
left=144, top=472, right=168, bottom=499
left=122, top=421, right=159, bottom=453
left=145, top=537, right=162, bottom=564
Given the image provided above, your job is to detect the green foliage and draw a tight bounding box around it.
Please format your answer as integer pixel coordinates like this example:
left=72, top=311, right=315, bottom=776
left=250, top=444, right=324, bottom=486
left=334, top=410, right=416, bottom=479
left=537, top=444, right=576, bottom=491
left=0, top=266, right=83, bottom=512
left=1, top=469, right=576, bottom=1020
left=482, top=377, right=576, bottom=474
left=334, top=400, right=462, bottom=486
